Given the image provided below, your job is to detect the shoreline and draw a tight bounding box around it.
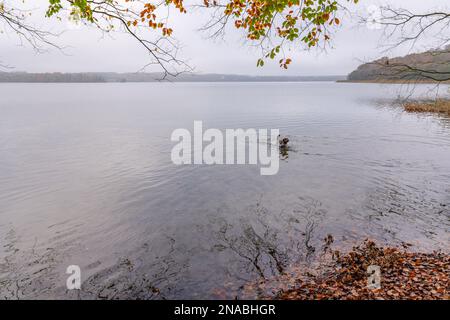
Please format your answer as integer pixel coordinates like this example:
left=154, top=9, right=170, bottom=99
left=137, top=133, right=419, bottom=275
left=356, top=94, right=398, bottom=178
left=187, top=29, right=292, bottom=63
left=403, top=99, right=450, bottom=115
left=243, top=240, right=449, bottom=300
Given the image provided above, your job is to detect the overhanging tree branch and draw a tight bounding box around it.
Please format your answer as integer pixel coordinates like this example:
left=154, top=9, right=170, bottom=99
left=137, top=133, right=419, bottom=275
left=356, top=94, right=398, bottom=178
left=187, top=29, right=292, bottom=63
left=360, top=5, right=450, bottom=83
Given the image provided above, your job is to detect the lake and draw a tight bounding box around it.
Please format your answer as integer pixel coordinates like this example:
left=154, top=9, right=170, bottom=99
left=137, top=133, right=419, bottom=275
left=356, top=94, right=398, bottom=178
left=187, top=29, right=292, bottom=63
left=0, top=82, right=449, bottom=299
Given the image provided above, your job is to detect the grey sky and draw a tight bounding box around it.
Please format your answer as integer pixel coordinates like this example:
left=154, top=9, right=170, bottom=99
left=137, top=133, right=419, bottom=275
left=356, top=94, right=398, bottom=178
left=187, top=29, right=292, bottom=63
left=0, top=0, right=447, bottom=75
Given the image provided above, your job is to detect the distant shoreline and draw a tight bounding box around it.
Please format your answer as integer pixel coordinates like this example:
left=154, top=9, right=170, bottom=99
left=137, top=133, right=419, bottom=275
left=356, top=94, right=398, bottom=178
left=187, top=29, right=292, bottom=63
left=2, top=73, right=449, bottom=84
left=0, top=72, right=346, bottom=83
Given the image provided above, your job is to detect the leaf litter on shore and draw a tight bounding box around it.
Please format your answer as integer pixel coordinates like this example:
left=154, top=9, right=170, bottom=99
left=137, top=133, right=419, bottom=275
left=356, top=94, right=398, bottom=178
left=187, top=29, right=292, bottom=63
left=240, top=238, right=449, bottom=300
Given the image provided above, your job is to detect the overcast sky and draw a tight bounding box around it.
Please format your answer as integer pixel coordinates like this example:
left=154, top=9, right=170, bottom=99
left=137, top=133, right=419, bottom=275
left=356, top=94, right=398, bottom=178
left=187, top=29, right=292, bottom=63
left=0, top=0, right=447, bottom=75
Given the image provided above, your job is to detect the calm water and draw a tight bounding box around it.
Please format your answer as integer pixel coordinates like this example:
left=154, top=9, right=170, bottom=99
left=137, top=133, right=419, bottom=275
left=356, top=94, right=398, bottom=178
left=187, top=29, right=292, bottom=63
left=0, top=82, right=449, bottom=299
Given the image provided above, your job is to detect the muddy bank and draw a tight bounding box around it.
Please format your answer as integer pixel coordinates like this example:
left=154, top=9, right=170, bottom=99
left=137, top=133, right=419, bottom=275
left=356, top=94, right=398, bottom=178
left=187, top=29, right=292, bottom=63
left=242, top=239, right=449, bottom=300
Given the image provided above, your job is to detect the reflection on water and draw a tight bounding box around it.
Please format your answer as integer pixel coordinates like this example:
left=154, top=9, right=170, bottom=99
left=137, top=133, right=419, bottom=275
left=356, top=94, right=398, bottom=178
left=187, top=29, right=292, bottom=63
left=0, top=82, right=449, bottom=299
left=0, top=228, right=62, bottom=299
left=207, top=197, right=329, bottom=299
left=79, top=237, right=187, bottom=299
